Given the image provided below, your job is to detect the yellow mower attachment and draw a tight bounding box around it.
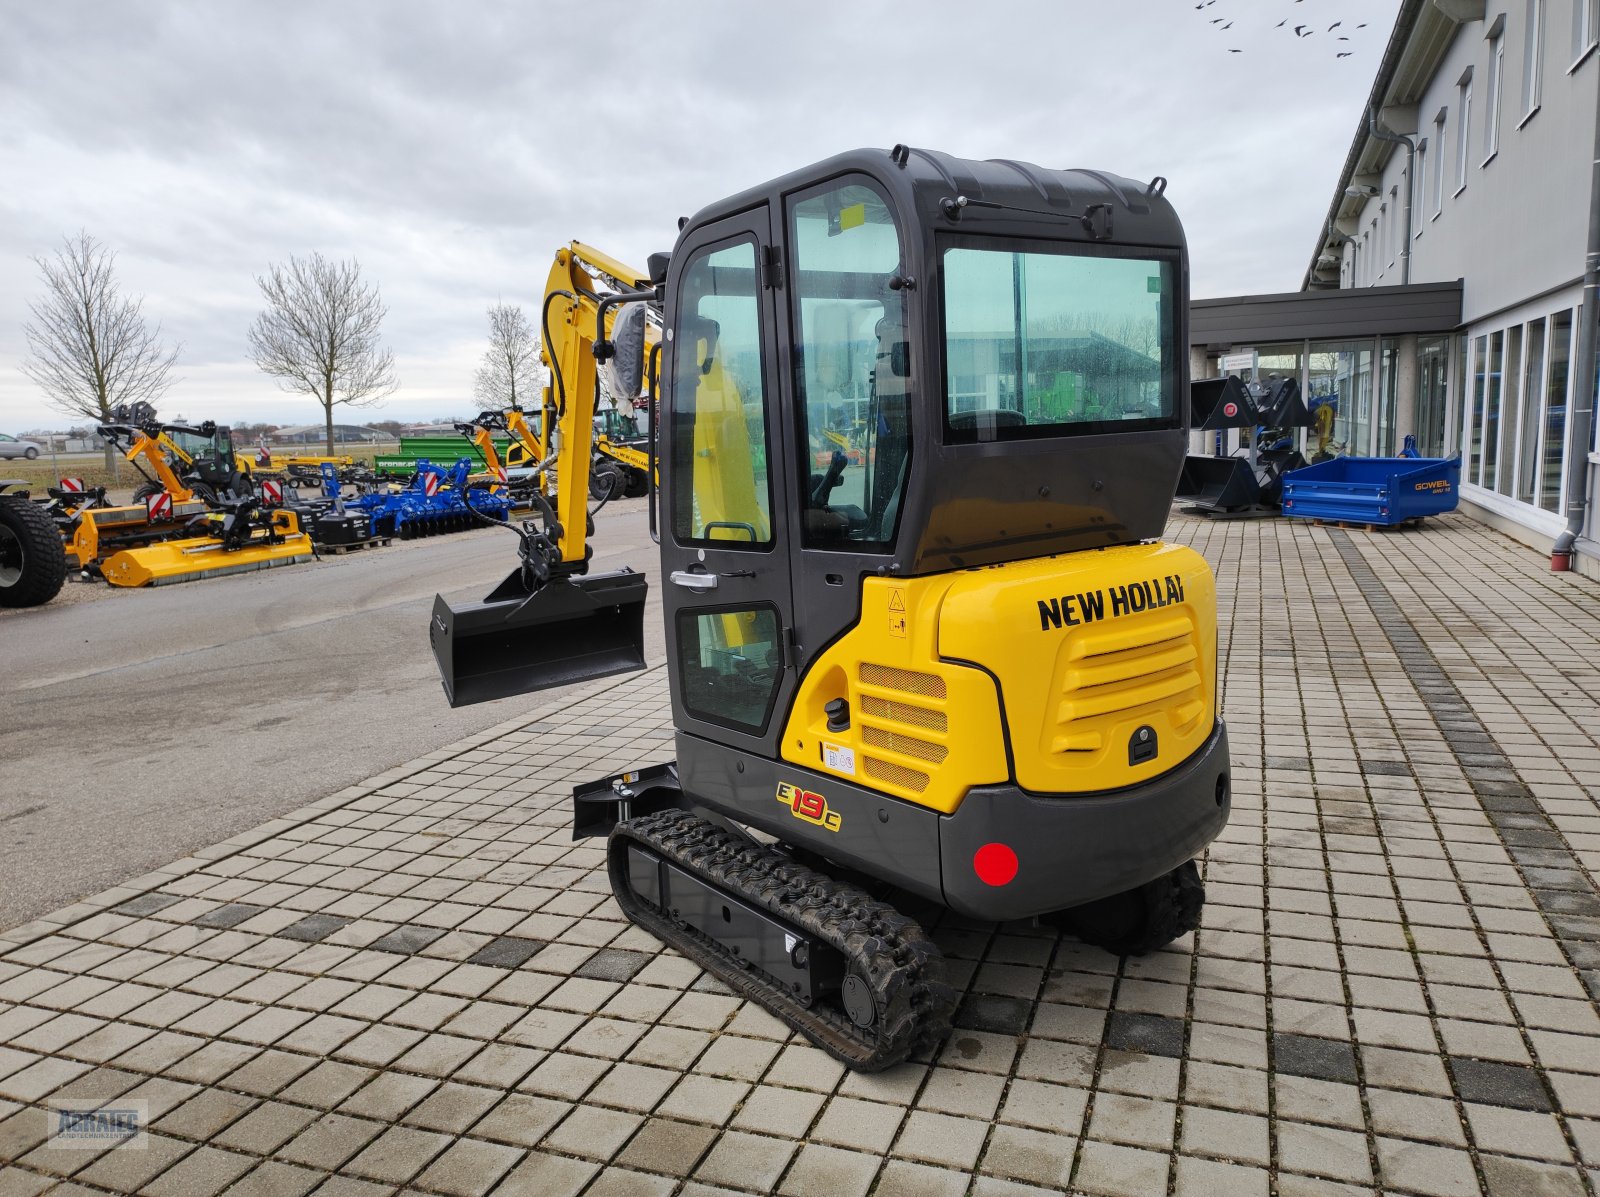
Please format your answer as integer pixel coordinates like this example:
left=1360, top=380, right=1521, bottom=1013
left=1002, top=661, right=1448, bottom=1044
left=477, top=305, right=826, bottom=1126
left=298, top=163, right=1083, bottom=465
left=99, top=509, right=314, bottom=587
left=63, top=500, right=212, bottom=569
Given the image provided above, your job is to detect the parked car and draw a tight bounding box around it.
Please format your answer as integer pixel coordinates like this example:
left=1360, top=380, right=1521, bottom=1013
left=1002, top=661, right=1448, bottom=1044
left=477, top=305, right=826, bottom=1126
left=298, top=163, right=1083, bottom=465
left=0, top=434, right=42, bottom=460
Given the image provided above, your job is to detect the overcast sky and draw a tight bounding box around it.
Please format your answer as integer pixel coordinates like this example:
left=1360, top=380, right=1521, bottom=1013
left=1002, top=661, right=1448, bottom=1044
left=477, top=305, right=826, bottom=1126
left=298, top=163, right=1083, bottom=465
left=0, top=0, right=1401, bottom=432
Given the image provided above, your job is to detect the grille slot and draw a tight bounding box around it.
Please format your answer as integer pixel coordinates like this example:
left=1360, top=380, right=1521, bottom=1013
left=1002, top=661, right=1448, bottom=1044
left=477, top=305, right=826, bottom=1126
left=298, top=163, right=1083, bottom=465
left=864, top=756, right=930, bottom=792
left=859, top=694, right=947, bottom=732
left=1052, top=610, right=1205, bottom=755
left=863, top=726, right=948, bottom=764
left=859, top=663, right=946, bottom=699
left=856, top=663, right=949, bottom=799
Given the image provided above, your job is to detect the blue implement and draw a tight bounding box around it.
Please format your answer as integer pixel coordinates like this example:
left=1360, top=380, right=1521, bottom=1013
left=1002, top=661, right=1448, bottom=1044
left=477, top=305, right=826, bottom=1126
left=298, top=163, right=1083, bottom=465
left=1281, top=455, right=1461, bottom=526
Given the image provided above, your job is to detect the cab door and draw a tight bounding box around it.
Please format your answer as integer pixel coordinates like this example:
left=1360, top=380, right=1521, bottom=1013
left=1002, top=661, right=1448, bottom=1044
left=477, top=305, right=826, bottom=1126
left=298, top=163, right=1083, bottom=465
left=660, top=207, right=796, bottom=757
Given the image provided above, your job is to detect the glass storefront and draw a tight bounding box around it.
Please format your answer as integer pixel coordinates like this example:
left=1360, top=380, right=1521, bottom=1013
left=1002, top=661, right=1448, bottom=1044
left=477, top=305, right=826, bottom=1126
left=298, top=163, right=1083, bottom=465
left=1456, top=303, right=1580, bottom=515
left=1417, top=335, right=1451, bottom=458
left=1197, top=311, right=1584, bottom=531
left=1306, top=341, right=1374, bottom=459
left=1376, top=340, right=1399, bottom=456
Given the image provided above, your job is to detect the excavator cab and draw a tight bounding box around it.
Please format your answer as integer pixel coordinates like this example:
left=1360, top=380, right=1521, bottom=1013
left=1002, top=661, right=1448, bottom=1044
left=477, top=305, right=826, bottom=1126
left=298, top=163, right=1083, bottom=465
left=435, top=148, right=1229, bottom=1070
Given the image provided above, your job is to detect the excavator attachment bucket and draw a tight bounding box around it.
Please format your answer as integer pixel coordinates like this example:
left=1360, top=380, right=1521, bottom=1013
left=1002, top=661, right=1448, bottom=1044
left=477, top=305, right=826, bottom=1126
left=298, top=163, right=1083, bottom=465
left=430, top=568, right=648, bottom=707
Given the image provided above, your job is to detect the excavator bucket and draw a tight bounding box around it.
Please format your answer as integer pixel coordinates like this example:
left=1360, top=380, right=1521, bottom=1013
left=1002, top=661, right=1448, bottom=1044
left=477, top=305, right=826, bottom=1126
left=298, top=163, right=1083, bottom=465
left=430, top=568, right=648, bottom=707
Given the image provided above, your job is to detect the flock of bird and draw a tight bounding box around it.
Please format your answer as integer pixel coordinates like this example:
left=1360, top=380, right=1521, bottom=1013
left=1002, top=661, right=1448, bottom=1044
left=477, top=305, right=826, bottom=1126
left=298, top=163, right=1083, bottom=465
left=1193, top=0, right=1371, bottom=57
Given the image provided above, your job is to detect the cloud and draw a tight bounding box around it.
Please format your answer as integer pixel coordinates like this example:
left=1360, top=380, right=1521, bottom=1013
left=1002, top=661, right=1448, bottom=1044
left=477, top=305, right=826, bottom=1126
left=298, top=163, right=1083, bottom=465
left=0, top=0, right=1400, bottom=429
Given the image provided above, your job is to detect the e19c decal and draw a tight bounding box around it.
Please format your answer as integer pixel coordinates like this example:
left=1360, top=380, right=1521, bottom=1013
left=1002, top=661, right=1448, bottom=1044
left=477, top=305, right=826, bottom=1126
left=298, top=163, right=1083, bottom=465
left=777, top=782, right=842, bottom=832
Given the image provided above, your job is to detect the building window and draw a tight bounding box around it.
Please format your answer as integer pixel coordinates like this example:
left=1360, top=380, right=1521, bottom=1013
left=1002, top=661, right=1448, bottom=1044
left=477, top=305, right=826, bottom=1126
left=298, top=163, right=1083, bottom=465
left=1456, top=74, right=1473, bottom=192
left=1433, top=112, right=1447, bottom=215
left=1497, top=324, right=1521, bottom=496
left=1542, top=310, right=1573, bottom=512
left=1481, top=330, right=1503, bottom=489
left=1523, top=0, right=1544, bottom=118
left=1575, top=0, right=1599, bottom=63
left=1468, top=334, right=1487, bottom=479
left=1484, top=27, right=1505, bottom=161
left=1415, top=141, right=1428, bottom=234
left=1380, top=204, right=1390, bottom=269
left=1517, top=318, right=1546, bottom=505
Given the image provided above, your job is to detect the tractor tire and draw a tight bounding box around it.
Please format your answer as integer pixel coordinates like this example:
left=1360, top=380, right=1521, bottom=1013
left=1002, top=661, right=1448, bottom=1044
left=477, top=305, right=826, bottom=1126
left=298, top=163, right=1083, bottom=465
left=0, top=495, right=67, bottom=608
left=189, top=482, right=219, bottom=506
left=131, top=481, right=165, bottom=504
left=1049, top=860, right=1204, bottom=957
left=589, top=464, right=624, bottom=501
left=623, top=469, right=649, bottom=499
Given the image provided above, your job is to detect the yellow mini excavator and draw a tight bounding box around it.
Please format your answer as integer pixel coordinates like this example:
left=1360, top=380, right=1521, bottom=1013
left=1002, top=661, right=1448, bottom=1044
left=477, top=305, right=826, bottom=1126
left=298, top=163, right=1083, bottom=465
left=431, top=147, right=1230, bottom=1071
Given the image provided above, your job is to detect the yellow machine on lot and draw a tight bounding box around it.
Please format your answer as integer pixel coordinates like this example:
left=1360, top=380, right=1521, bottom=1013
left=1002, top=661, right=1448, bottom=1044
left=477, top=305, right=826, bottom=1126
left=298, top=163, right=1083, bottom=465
left=455, top=408, right=548, bottom=500
left=242, top=452, right=358, bottom=489
left=57, top=405, right=315, bottom=586
left=431, top=147, right=1229, bottom=1071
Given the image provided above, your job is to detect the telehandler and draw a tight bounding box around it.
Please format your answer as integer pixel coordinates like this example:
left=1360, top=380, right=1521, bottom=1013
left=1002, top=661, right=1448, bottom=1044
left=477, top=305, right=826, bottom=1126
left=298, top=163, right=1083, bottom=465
left=432, top=147, right=1230, bottom=1070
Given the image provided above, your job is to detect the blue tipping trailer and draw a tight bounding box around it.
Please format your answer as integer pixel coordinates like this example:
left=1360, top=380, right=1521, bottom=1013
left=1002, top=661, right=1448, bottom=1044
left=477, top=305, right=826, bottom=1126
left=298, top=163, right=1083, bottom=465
left=1281, top=454, right=1462, bottom=527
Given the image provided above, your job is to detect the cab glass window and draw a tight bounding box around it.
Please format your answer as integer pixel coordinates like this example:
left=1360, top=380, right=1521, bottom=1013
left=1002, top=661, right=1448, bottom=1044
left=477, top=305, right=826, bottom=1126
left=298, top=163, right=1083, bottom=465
left=670, top=240, right=773, bottom=547
left=677, top=606, right=783, bottom=732
left=941, top=244, right=1178, bottom=443
left=788, top=183, right=912, bottom=549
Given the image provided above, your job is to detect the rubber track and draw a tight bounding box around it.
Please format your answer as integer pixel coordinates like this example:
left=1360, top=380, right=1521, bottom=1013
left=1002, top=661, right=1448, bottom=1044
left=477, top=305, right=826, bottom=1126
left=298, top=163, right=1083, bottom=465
left=609, top=808, right=955, bottom=1072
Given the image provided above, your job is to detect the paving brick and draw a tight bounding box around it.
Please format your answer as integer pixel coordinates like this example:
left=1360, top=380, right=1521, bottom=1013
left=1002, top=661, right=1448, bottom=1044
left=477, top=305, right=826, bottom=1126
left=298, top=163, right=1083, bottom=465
left=541, top=1103, right=642, bottom=1161
left=154, top=1086, right=256, bottom=1139
left=997, top=1077, right=1088, bottom=1133
left=811, top=1093, right=906, bottom=1154
left=578, top=1166, right=675, bottom=1197
left=223, top=1160, right=323, bottom=1197
left=1450, top=1055, right=1554, bottom=1111
left=1276, top=1120, right=1375, bottom=1185
left=413, top=1135, right=525, bottom=1196
left=893, top=1109, right=990, bottom=1170
left=778, top=1143, right=880, bottom=1197
left=1074, top=1139, right=1171, bottom=1197
left=213, top=1100, right=318, bottom=1153
left=1173, top=1156, right=1271, bottom=1197
left=1374, top=1136, right=1482, bottom=1197
left=1478, top=1155, right=1588, bottom=1197
left=981, top=1123, right=1078, bottom=1190
left=1181, top=1103, right=1271, bottom=1165
left=1464, top=1102, right=1574, bottom=1164
left=694, top=1128, right=800, bottom=1191
left=342, top=1123, right=454, bottom=1184
left=402, top=1081, right=502, bottom=1133
left=479, top=1149, right=598, bottom=1197
left=616, top=1114, right=719, bottom=1175
left=143, top=1144, right=256, bottom=1196
left=276, top=1112, right=385, bottom=1169
left=875, top=1158, right=970, bottom=1197
left=656, top=1072, right=750, bottom=1126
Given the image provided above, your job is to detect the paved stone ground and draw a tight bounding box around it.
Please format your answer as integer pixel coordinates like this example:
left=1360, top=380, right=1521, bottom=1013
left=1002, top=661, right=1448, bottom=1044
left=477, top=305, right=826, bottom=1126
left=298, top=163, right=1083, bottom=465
left=2, top=512, right=1599, bottom=1197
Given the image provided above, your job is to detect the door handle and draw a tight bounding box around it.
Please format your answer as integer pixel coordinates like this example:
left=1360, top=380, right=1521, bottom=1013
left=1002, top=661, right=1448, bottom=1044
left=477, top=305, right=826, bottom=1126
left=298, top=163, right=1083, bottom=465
left=670, top=570, right=719, bottom=591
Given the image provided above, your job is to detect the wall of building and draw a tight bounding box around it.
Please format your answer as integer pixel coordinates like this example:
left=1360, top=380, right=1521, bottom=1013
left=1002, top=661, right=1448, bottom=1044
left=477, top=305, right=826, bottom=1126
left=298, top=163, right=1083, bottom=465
left=1344, top=0, right=1597, bottom=327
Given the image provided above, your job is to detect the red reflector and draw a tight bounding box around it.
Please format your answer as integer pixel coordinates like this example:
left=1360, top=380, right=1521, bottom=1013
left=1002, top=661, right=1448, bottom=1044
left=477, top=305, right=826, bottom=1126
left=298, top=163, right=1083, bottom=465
left=973, top=843, right=1018, bottom=887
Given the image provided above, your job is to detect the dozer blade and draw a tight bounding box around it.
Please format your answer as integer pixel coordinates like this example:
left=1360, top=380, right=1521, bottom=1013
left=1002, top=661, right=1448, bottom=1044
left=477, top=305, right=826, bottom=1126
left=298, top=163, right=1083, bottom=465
left=430, top=568, right=648, bottom=707
left=99, top=533, right=314, bottom=587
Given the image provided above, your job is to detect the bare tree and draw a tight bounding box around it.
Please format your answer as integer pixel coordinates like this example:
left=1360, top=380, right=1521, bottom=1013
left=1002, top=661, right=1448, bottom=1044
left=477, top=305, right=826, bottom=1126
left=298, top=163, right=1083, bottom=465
left=21, top=232, right=181, bottom=468
left=473, top=302, right=544, bottom=411
left=248, top=252, right=398, bottom=454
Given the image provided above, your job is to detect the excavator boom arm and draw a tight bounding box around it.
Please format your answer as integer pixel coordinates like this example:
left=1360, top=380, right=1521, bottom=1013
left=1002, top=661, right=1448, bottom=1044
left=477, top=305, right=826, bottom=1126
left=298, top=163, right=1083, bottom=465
left=540, top=242, right=660, bottom=564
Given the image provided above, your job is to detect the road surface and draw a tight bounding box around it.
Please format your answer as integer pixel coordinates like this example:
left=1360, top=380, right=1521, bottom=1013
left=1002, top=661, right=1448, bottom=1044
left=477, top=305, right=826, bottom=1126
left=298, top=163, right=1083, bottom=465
left=0, top=500, right=663, bottom=929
